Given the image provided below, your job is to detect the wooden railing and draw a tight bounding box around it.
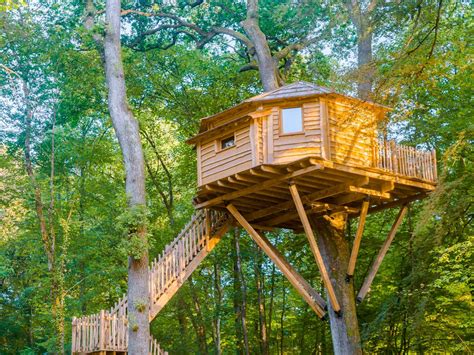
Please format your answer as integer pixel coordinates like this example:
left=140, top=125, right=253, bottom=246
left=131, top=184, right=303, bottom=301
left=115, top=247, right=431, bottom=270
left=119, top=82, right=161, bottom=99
left=71, top=209, right=228, bottom=354
left=374, top=139, right=437, bottom=182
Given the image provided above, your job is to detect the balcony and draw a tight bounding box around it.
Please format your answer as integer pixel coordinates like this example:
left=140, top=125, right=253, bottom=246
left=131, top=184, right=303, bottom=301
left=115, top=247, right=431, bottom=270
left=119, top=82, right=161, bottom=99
left=374, top=139, right=437, bottom=182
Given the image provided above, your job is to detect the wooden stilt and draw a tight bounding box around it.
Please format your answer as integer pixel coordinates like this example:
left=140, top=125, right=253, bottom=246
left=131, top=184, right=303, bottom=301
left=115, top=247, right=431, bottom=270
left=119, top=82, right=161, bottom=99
left=346, top=200, right=370, bottom=281
left=357, top=205, right=408, bottom=303
left=226, top=204, right=327, bottom=318
left=289, top=183, right=341, bottom=314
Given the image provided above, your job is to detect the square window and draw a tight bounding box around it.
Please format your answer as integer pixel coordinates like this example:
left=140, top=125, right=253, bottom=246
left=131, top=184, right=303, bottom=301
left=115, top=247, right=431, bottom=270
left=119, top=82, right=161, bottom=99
left=221, top=135, right=235, bottom=150
left=281, top=107, right=303, bottom=134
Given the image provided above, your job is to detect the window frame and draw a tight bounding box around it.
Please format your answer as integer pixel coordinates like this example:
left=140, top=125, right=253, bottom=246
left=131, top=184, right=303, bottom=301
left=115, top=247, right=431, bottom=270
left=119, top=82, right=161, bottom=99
left=279, top=106, right=304, bottom=136
left=218, top=133, right=236, bottom=151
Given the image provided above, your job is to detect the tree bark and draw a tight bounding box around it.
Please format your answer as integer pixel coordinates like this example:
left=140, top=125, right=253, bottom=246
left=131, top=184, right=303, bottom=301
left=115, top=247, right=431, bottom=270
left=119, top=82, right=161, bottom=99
left=213, top=260, right=223, bottom=355
left=346, top=0, right=376, bottom=99
left=253, top=244, right=269, bottom=355
left=312, top=213, right=362, bottom=355
left=241, top=0, right=281, bottom=91
left=104, top=0, right=149, bottom=353
left=232, top=227, right=250, bottom=354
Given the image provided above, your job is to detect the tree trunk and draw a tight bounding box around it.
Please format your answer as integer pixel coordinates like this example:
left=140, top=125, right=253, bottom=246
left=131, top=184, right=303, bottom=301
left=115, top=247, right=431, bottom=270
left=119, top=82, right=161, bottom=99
left=104, top=0, right=149, bottom=353
left=188, top=276, right=208, bottom=354
left=213, top=260, right=223, bottom=355
left=254, top=244, right=269, bottom=355
left=241, top=0, right=281, bottom=91
left=357, top=25, right=373, bottom=99
left=312, top=213, right=362, bottom=355
left=232, top=227, right=250, bottom=354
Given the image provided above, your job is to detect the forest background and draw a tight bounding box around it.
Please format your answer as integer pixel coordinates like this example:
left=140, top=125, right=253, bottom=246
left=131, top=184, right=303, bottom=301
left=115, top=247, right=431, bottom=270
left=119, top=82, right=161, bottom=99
left=0, top=0, right=472, bottom=353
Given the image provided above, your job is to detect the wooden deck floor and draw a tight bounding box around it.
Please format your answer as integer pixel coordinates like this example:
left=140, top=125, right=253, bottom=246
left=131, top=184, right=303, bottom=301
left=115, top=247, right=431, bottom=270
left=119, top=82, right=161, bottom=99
left=194, top=156, right=436, bottom=231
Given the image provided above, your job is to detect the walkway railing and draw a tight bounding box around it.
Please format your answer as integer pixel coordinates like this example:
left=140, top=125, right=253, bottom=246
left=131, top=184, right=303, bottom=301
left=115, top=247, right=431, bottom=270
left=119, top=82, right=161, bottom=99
left=374, top=139, right=437, bottom=182
left=71, top=209, right=228, bottom=354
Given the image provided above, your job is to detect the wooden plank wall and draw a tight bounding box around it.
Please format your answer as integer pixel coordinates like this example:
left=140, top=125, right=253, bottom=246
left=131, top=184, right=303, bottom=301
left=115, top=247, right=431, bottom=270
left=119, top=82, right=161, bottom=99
left=271, top=101, right=322, bottom=164
left=327, top=100, right=377, bottom=167
left=200, top=124, right=253, bottom=185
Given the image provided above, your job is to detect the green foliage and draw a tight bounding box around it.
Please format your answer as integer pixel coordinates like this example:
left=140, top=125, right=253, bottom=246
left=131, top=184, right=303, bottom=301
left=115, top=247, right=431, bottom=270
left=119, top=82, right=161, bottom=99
left=0, top=0, right=472, bottom=353
left=116, top=204, right=151, bottom=260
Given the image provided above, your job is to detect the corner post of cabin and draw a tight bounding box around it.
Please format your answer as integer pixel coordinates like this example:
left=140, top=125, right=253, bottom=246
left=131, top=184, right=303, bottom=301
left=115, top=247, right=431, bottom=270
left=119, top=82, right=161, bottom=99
left=225, top=203, right=327, bottom=318
left=357, top=204, right=409, bottom=303
left=288, top=182, right=342, bottom=314
left=346, top=198, right=370, bottom=282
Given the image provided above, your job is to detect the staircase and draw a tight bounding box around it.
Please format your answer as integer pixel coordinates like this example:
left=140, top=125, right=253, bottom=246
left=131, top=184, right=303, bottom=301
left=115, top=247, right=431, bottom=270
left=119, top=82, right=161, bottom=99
left=71, top=209, right=231, bottom=354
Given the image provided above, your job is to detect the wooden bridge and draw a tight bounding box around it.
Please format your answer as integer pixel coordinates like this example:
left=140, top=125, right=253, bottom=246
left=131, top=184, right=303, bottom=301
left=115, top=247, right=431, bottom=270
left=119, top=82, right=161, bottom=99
left=71, top=138, right=436, bottom=354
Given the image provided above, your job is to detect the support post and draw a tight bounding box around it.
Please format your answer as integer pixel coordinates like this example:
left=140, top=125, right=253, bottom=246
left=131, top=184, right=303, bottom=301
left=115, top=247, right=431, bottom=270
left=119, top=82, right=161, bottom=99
left=346, top=200, right=370, bottom=281
left=357, top=205, right=408, bottom=303
left=226, top=204, right=327, bottom=318
left=289, top=183, right=341, bottom=314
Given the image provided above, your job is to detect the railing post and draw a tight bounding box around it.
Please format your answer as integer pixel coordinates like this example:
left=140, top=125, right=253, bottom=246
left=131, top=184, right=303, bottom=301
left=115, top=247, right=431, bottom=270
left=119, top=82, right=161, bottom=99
left=390, top=140, right=398, bottom=174
left=99, top=310, right=105, bottom=350
left=205, top=209, right=211, bottom=251
left=431, top=149, right=437, bottom=181
left=71, top=317, right=76, bottom=353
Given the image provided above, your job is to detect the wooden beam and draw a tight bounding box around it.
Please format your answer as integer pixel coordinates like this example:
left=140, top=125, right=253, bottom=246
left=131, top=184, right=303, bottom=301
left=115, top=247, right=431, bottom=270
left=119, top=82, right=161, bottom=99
left=346, top=200, right=369, bottom=280
left=289, top=183, right=341, bottom=313
left=347, top=186, right=391, bottom=199
left=244, top=178, right=367, bottom=222
left=365, top=193, right=426, bottom=215
left=195, top=164, right=323, bottom=209
left=226, top=204, right=327, bottom=318
left=357, top=205, right=408, bottom=303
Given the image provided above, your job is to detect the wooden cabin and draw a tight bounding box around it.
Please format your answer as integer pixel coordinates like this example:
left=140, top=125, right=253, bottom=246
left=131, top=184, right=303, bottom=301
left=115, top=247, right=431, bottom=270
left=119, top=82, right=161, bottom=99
left=187, top=82, right=437, bottom=231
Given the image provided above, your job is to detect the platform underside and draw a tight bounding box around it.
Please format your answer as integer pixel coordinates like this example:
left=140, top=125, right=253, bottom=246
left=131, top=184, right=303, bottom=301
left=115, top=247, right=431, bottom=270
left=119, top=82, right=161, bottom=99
left=194, top=157, right=436, bottom=231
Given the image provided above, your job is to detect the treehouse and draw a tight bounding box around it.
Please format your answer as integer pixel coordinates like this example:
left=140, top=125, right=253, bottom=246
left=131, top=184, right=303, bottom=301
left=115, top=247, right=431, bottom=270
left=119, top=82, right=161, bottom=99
left=188, top=81, right=437, bottom=231
left=71, top=82, right=437, bottom=354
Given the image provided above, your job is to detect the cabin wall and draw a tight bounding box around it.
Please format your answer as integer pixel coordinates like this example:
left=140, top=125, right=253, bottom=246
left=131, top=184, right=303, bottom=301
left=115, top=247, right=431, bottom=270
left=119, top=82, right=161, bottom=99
left=268, top=101, right=323, bottom=164
left=198, top=123, right=253, bottom=185
left=327, top=100, right=377, bottom=167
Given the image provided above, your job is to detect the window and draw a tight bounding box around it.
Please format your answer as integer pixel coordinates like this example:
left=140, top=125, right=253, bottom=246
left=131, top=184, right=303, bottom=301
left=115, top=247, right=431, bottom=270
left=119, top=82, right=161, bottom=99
left=221, top=135, right=235, bottom=150
left=281, top=107, right=303, bottom=134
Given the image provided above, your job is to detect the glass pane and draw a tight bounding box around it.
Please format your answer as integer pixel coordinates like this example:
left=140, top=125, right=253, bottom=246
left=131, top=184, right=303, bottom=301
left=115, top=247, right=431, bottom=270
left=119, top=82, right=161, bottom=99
left=282, top=107, right=303, bottom=133
left=221, top=136, right=235, bottom=149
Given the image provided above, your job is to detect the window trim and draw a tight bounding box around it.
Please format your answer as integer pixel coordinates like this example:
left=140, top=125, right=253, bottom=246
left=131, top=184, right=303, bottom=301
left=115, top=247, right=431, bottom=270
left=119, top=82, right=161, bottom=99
left=279, top=106, right=304, bottom=136
left=218, top=133, right=236, bottom=151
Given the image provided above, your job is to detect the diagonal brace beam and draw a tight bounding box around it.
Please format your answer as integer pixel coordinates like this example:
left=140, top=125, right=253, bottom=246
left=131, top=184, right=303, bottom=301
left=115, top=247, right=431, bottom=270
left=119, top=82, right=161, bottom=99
left=346, top=199, right=370, bottom=281
left=289, top=183, right=341, bottom=313
left=226, top=204, right=327, bottom=318
left=357, top=205, right=408, bottom=303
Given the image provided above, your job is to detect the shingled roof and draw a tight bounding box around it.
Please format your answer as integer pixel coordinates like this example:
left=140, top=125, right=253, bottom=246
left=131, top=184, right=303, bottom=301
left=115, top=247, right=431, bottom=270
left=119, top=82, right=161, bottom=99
left=195, top=81, right=390, bottom=135
left=245, top=81, right=332, bottom=102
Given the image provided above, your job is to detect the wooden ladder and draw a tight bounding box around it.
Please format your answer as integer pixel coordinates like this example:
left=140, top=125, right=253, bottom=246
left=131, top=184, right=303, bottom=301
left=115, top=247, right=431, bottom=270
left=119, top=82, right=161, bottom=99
left=71, top=209, right=231, bottom=354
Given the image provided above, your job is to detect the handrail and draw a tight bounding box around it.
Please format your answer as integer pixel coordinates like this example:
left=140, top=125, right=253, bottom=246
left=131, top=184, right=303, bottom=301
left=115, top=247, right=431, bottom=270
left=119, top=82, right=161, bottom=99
left=71, top=208, right=228, bottom=354
left=374, top=139, right=437, bottom=182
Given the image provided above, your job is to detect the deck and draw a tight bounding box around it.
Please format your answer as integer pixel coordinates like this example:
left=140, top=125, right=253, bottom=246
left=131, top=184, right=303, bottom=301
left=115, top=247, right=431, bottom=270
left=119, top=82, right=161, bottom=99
left=194, top=140, right=437, bottom=231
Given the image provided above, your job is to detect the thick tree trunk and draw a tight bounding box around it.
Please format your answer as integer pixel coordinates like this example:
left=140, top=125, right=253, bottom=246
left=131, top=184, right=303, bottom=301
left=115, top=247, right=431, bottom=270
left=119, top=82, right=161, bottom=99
left=345, top=0, right=376, bottom=99
left=356, top=26, right=373, bottom=99
left=242, top=0, right=281, bottom=91
left=312, top=213, right=362, bottom=355
left=104, top=0, right=149, bottom=353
